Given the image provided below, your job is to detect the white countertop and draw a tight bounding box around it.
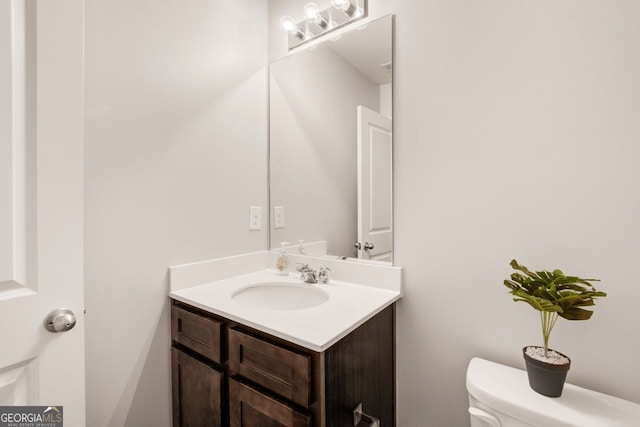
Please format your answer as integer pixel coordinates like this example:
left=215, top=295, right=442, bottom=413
left=169, top=268, right=401, bottom=352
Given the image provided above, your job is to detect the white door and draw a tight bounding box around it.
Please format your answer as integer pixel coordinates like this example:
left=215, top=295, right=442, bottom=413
left=0, top=0, right=85, bottom=424
left=356, top=106, right=393, bottom=262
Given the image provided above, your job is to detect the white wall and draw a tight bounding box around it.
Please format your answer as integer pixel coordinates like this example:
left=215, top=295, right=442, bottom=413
left=272, top=1, right=640, bottom=426
left=84, top=1, right=268, bottom=426
left=393, top=1, right=640, bottom=426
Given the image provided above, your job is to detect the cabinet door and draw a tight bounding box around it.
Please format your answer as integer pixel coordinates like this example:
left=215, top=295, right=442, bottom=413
left=172, top=347, right=224, bottom=427
left=229, top=378, right=311, bottom=427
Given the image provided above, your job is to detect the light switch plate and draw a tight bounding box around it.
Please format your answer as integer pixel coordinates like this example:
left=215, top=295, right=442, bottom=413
left=249, top=206, right=262, bottom=231
left=274, top=206, right=285, bottom=229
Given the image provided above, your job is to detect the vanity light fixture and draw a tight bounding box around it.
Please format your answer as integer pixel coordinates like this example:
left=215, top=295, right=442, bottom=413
left=281, top=0, right=368, bottom=50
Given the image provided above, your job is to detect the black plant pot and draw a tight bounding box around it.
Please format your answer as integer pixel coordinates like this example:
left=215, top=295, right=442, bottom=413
left=522, top=346, right=571, bottom=397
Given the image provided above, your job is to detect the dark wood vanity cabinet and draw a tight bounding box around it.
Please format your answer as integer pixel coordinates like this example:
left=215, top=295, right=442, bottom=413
left=171, top=299, right=395, bottom=427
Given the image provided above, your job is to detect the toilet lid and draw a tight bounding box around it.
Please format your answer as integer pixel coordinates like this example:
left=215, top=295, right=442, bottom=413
left=466, top=358, right=640, bottom=427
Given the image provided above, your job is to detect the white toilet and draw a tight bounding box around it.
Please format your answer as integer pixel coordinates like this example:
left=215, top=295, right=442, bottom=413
left=466, top=357, right=640, bottom=427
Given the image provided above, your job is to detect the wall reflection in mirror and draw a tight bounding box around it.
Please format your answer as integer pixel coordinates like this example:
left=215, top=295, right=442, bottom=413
left=270, top=15, right=393, bottom=264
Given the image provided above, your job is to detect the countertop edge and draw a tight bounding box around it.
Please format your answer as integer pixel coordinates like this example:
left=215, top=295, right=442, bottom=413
left=169, top=290, right=401, bottom=352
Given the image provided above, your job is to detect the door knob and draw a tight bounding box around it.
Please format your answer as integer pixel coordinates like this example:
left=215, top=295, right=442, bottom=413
left=354, top=242, right=362, bottom=250
left=363, top=242, right=374, bottom=250
left=44, top=308, right=77, bottom=333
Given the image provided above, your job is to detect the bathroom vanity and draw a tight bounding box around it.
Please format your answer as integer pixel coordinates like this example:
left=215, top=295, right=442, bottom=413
left=168, top=252, right=402, bottom=427
left=171, top=300, right=394, bottom=426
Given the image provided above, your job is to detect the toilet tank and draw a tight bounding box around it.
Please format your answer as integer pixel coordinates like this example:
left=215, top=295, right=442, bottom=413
left=466, top=358, right=640, bottom=427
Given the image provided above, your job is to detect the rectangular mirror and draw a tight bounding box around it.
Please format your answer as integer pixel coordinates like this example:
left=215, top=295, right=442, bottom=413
left=270, top=15, right=393, bottom=264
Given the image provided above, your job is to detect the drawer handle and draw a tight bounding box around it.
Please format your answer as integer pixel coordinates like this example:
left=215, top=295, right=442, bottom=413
left=468, top=407, right=501, bottom=427
left=353, top=402, right=380, bottom=427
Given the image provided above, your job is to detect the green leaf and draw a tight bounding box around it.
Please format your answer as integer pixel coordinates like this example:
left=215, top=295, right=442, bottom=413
left=559, top=307, right=594, bottom=321
left=510, top=259, right=538, bottom=280
left=511, top=290, right=563, bottom=313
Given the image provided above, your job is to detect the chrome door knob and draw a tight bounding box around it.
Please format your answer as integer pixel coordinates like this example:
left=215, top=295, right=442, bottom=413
left=44, top=308, right=77, bottom=333
left=354, top=242, right=362, bottom=250
left=363, top=242, right=374, bottom=250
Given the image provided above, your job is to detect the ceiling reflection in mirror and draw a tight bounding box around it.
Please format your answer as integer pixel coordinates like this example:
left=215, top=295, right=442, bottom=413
left=270, top=15, right=393, bottom=264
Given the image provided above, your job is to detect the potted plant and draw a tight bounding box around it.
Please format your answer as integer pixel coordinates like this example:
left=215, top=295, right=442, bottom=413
left=503, top=259, right=607, bottom=397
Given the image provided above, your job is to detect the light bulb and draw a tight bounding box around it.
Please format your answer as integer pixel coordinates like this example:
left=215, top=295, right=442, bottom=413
left=331, top=0, right=356, bottom=17
left=304, top=2, right=329, bottom=29
left=331, top=0, right=349, bottom=10
left=280, top=15, right=296, bottom=32
left=280, top=15, right=305, bottom=40
left=304, top=2, right=322, bottom=23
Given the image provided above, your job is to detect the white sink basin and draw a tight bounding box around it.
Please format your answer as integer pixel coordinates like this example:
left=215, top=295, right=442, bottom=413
left=232, top=282, right=329, bottom=311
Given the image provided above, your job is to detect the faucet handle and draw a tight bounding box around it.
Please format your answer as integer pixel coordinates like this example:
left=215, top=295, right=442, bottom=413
left=317, top=265, right=333, bottom=284
left=296, top=263, right=311, bottom=272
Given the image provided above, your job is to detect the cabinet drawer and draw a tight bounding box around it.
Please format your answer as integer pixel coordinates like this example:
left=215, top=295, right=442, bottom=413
left=229, top=378, right=311, bottom=427
left=172, top=305, right=223, bottom=363
left=228, top=328, right=311, bottom=408
left=172, top=347, right=224, bottom=427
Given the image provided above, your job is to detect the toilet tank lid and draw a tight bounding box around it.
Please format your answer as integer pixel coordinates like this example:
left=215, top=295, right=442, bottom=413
left=466, top=358, right=640, bottom=427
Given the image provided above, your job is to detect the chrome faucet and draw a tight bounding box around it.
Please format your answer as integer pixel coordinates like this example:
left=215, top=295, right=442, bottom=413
left=296, top=263, right=317, bottom=283
left=296, top=264, right=333, bottom=284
